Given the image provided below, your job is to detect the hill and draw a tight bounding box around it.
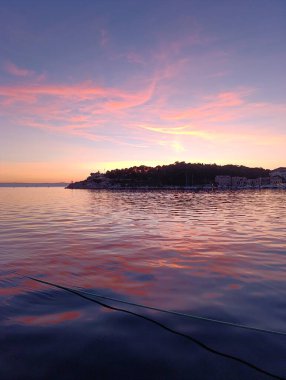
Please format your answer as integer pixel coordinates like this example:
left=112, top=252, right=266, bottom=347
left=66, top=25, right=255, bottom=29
left=67, top=162, right=270, bottom=189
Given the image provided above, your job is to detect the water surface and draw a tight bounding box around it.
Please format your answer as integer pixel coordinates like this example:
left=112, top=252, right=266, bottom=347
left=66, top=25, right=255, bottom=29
left=0, top=188, right=285, bottom=379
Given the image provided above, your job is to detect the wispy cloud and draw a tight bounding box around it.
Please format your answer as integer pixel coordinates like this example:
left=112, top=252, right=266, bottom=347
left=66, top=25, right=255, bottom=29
left=1, top=76, right=285, bottom=151
left=1, top=33, right=285, bottom=158
left=3, top=61, right=34, bottom=77
left=138, top=124, right=211, bottom=139
left=0, top=81, right=155, bottom=106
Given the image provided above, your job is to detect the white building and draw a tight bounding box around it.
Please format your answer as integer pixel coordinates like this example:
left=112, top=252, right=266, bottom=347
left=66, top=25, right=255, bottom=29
left=270, top=168, right=286, bottom=181
left=231, top=177, right=248, bottom=188
left=215, top=175, right=231, bottom=187
left=270, top=175, right=283, bottom=186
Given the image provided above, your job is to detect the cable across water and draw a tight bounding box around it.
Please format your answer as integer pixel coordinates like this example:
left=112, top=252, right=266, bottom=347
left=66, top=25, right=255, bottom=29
left=73, top=286, right=286, bottom=336
left=19, top=275, right=286, bottom=380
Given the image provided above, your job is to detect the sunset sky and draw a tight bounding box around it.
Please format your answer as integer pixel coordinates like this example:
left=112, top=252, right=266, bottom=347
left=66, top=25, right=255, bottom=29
left=1, top=0, right=285, bottom=182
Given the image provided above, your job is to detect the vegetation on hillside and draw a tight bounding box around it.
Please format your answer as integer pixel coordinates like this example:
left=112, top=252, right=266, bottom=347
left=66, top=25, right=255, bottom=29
left=105, top=162, right=270, bottom=187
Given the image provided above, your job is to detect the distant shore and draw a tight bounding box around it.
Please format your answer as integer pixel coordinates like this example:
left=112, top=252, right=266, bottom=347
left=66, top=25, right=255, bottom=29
left=66, top=162, right=286, bottom=191
left=66, top=183, right=286, bottom=191
left=0, top=183, right=68, bottom=188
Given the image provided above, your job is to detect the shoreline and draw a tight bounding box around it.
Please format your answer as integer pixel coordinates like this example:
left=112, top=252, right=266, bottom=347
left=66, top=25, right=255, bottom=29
left=66, top=185, right=286, bottom=191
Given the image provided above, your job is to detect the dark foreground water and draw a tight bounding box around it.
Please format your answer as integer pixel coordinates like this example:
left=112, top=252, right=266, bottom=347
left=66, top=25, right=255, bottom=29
left=0, top=188, right=285, bottom=380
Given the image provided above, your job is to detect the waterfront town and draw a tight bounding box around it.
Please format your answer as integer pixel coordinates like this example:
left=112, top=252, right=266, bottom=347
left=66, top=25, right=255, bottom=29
left=67, top=164, right=286, bottom=190
left=215, top=167, right=286, bottom=189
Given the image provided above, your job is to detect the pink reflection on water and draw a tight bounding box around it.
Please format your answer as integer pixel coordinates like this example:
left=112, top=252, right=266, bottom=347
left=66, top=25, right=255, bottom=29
left=1, top=188, right=286, bottom=328
left=10, top=311, right=81, bottom=326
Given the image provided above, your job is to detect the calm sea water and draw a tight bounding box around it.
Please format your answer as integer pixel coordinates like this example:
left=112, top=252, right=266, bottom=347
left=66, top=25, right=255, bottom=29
left=0, top=188, right=285, bottom=380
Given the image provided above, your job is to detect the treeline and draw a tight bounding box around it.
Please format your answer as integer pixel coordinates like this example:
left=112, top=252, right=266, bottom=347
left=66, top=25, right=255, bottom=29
left=105, top=162, right=270, bottom=187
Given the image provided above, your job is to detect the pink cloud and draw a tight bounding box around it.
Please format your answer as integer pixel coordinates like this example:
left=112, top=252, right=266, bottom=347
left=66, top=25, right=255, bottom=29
left=0, top=78, right=157, bottom=145
left=160, top=89, right=253, bottom=123
left=12, top=311, right=81, bottom=326
left=4, top=61, right=34, bottom=77
left=0, top=64, right=285, bottom=153
left=153, top=30, right=207, bottom=63
left=0, top=81, right=155, bottom=107
left=138, top=124, right=211, bottom=139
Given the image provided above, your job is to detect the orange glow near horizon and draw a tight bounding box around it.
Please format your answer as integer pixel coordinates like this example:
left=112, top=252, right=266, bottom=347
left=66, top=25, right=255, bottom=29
left=1, top=157, right=284, bottom=183
left=1, top=2, right=285, bottom=182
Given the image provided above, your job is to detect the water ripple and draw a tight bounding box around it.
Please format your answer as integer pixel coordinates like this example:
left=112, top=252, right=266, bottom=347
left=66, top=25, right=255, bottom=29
left=0, top=188, right=285, bottom=379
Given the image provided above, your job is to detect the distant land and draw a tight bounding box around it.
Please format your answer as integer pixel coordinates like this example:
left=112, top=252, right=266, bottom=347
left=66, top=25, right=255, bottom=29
left=0, top=183, right=68, bottom=188
left=66, top=162, right=286, bottom=190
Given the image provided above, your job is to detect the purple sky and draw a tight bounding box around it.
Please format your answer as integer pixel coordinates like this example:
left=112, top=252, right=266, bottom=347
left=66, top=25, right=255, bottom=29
left=1, top=0, right=285, bottom=181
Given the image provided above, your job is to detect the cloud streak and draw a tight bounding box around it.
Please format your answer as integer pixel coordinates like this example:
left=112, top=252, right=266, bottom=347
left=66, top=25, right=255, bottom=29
left=3, top=61, right=34, bottom=77
left=1, top=26, right=285, bottom=181
left=1, top=76, right=285, bottom=151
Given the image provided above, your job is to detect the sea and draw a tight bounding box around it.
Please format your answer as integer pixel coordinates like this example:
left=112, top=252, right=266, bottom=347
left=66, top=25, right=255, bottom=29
left=0, top=186, right=285, bottom=380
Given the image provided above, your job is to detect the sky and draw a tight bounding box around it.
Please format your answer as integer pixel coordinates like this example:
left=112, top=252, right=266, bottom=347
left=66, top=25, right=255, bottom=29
left=0, top=0, right=285, bottom=182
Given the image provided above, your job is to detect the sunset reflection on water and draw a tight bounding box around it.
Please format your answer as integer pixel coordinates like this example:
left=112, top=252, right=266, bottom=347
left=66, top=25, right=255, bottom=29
left=0, top=188, right=285, bottom=379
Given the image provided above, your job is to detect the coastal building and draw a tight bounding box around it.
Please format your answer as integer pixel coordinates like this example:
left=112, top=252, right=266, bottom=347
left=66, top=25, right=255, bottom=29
left=261, top=177, right=270, bottom=186
left=216, top=175, right=274, bottom=188
left=215, top=175, right=231, bottom=188
left=250, top=177, right=271, bottom=187
left=247, top=179, right=256, bottom=187
left=231, top=176, right=247, bottom=188
left=270, top=168, right=286, bottom=181
left=270, top=175, right=283, bottom=186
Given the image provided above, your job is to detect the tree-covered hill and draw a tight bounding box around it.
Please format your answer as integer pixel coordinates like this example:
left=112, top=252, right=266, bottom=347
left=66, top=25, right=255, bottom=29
left=105, top=162, right=270, bottom=187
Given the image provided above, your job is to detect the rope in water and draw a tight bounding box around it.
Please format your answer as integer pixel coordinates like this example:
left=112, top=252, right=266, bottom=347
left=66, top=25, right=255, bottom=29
left=73, top=287, right=286, bottom=336
left=21, top=275, right=285, bottom=380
